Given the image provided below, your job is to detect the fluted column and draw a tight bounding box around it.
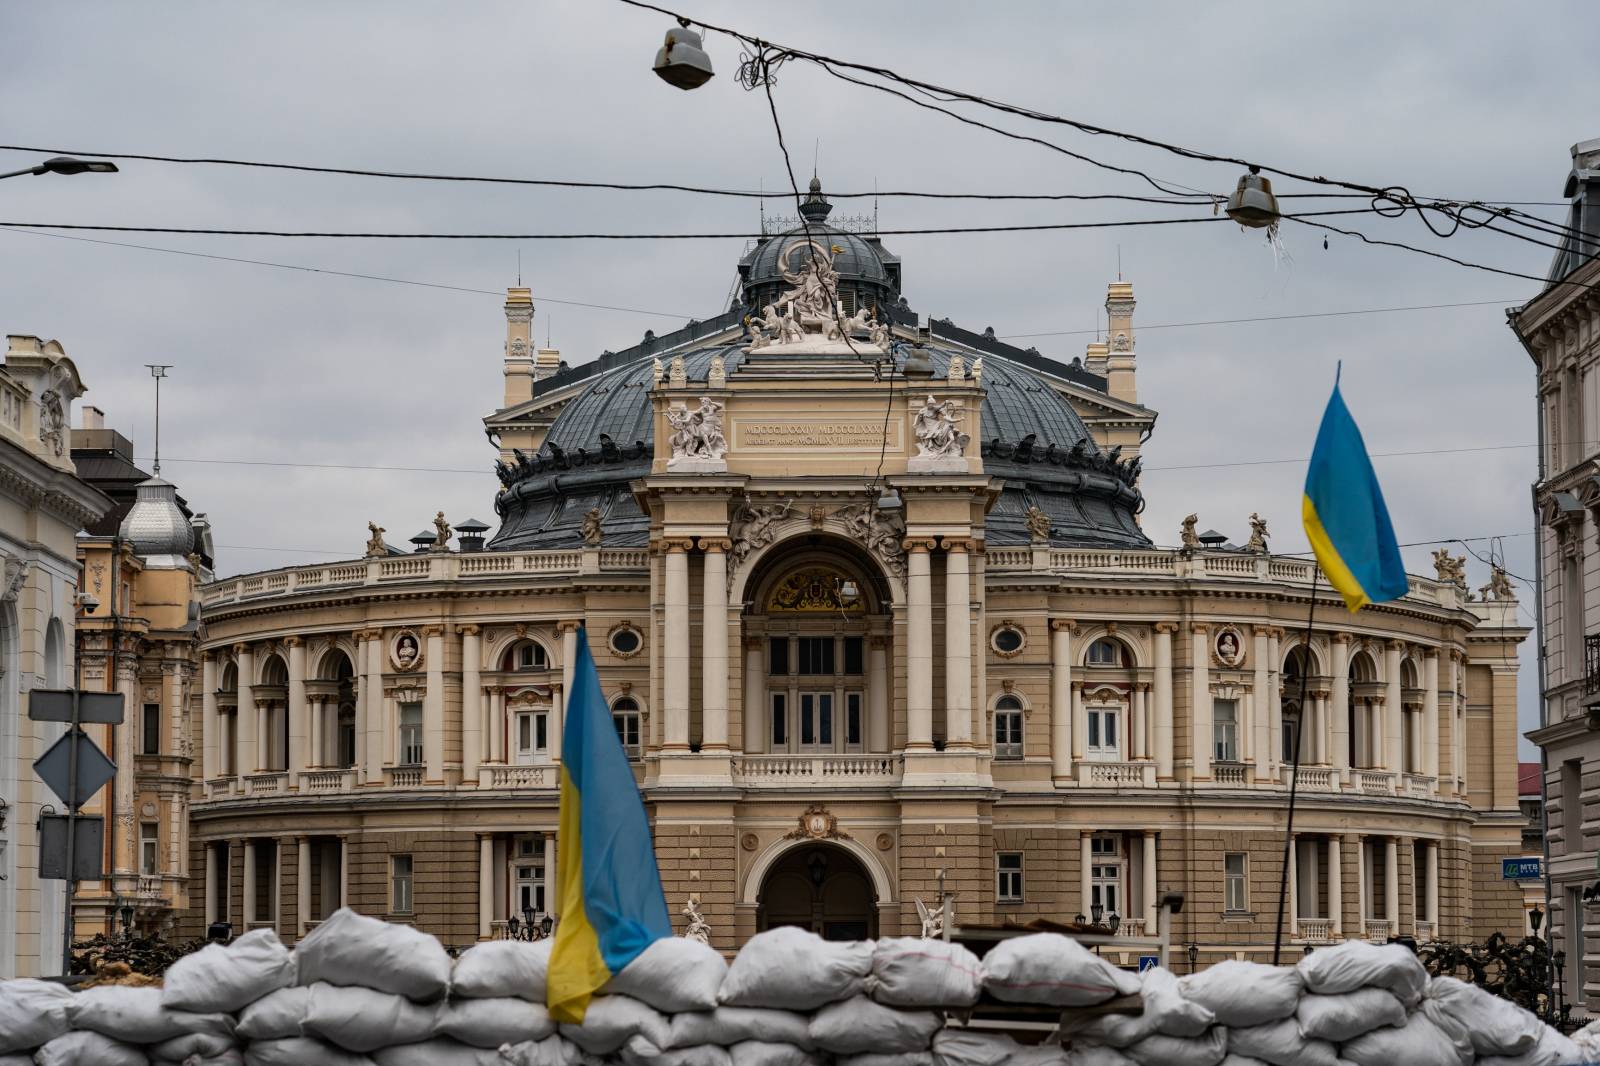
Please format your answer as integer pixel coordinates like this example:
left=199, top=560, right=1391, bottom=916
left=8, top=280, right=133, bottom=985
left=1328, top=835, right=1343, bottom=936
left=461, top=625, right=482, bottom=783
left=744, top=638, right=765, bottom=754
left=296, top=836, right=311, bottom=937
left=423, top=626, right=445, bottom=782
left=1423, top=649, right=1439, bottom=788
left=201, top=654, right=218, bottom=781
left=1050, top=621, right=1074, bottom=781
left=868, top=637, right=889, bottom=753
left=1383, top=641, right=1403, bottom=774
left=1252, top=626, right=1270, bottom=778
left=905, top=539, right=936, bottom=749
left=663, top=539, right=693, bottom=751
left=1153, top=623, right=1175, bottom=778
left=702, top=539, right=731, bottom=751
left=1080, top=831, right=1093, bottom=915
left=1330, top=635, right=1350, bottom=779
left=1385, top=836, right=1400, bottom=927
left=1143, top=831, right=1158, bottom=930
left=236, top=644, right=257, bottom=780
left=478, top=834, right=494, bottom=940
left=1192, top=624, right=1211, bottom=778
left=287, top=637, right=307, bottom=785
left=943, top=539, right=974, bottom=747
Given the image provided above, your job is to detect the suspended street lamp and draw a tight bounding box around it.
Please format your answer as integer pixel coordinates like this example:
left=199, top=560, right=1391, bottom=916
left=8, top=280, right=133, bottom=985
left=1225, top=165, right=1281, bottom=229
left=653, top=20, right=715, bottom=91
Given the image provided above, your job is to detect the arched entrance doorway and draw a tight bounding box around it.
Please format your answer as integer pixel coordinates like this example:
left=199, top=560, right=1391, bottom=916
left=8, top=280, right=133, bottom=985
left=757, top=843, right=878, bottom=941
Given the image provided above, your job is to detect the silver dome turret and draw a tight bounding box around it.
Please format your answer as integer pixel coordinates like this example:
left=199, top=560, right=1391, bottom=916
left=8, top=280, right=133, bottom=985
left=118, top=476, right=194, bottom=567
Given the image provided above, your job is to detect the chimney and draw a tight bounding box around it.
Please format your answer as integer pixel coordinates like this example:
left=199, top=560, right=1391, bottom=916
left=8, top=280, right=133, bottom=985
left=503, top=287, right=535, bottom=408
left=1104, top=281, right=1137, bottom=404
left=534, top=346, right=562, bottom=382
left=81, top=405, right=105, bottom=430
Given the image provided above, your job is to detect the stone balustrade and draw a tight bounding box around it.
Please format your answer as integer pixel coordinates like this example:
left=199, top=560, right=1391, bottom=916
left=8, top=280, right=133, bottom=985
left=243, top=772, right=288, bottom=796
left=388, top=767, right=423, bottom=787
left=301, top=769, right=353, bottom=793
left=1213, top=762, right=1248, bottom=786
left=731, top=754, right=901, bottom=786
left=1365, top=919, right=1392, bottom=942
left=484, top=765, right=549, bottom=789
left=1356, top=770, right=1397, bottom=795
left=1298, top=918, right=1333, bottom=943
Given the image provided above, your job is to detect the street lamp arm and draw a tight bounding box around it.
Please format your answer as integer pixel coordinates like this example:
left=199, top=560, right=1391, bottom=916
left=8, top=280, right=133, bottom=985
left=0, top=156, right=119, bottom=181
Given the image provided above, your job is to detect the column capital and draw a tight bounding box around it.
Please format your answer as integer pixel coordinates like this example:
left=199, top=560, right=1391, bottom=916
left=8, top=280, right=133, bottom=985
left=942, top=536, right=975, bottom=553
left=201, top=650, right=216, bottom=663
left=1070, top=679, right=1084, bottom=692
left=282, top=636, right=303, bottom=648
left=1269, top=627, right=1287, bottom=640
left=1423, top=646, right=1440, bottom=660
left=661, top=537, right=696, bottom=553
left=422, top=624, right=446, bottom=638
left=1386, top=639, right=1406, bottom=652
left=699, top=537, right=734, bottom=553
left=869, top=635, right=889, bottom=649
left=1050, top=619, right=1076, bottom=633
left=744, top=636, right=763, bottom=651
left=1192, top=622, right=1209, bottom=634
left=556, top=620, right=583, bottom=634
left=1153, top=621, right=1178, bottom=634
left=232, top=642, right=250, bottom=656
left=1332, top=632, right=1351, bottom=645
left=902, top=537, right=937, bottom=553
left=457, top=623, right=481, bottom=637
left=1136, top=681, right=1151, bottom=693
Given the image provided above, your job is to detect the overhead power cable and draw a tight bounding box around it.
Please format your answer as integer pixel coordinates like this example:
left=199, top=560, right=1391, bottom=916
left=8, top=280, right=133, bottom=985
left=1000, top=299, right=1520, bottom=340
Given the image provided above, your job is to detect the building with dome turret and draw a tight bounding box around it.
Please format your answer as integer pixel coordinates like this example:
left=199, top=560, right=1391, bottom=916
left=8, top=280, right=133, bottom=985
left=183, top=184, right=1530, bottom=962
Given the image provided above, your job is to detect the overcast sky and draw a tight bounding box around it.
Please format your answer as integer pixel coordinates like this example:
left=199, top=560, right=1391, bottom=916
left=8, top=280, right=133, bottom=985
left=5, top=1, right=1594, bottom=755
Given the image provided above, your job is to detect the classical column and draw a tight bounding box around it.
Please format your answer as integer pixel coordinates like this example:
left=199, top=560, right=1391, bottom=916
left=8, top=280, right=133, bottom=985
left=1051, top=621, right=1074, bottom=780
left=662, top=539, right=693, bottom=751
left=702, top=540, right=731, bottom=752
left=287, top=637, right=307, bottom=785
left=905, top=539, right=935, bottom=749
left=1384, top=837, right=1400, bottom=929
left=1131, top=684, right=1148, bottom=761
left=1370, top=698, right=1386, bottom=772
left=308, top=696, right=324, bottom=768
left=1268, top=628, right=1283, bottom=772
left=296, top=836, right=311, bottom=937
left=1328, top=835, right=1343, bottom=936
left=242, top=840, right=257, bottom=928
left=1071, top=681, right=1086, bottom=762
left=557, top=622, right=578, bottom=761
left=272, top=839, right=283, bottom=932
left=423, top=626, right=445, bottom=782
left=1383, top=641, right=1403, bottom=774
left=204, top=843, right=218, bottom=927
left=338, top=836, right=349, bottom=910
left=1423, top=649, right=1439, bottom=786
left=744, top=638, right=765, bottom=754
left=1355, top=835, right=1367, bottom=935
left=255, top=699, right=271, bottom=772
left=1307, top=839, right=1320, bottom=920
left=1253, top=627, right=1271, bottom=778
left=943, top=539, right=973, bottom=747
left=1330, top=635, right=1350, bottom=779
left=478, top=834, right=494, bottom=940
left=544, top=835, right=559, bottom=918
left=1426, top=841, right=1440, bottom=928
left=1142, top=831, right=1158, bottom=931
left=868, top=637, right=889, bottom=753
left=1314, top=693, right=1329, bottom=765
left=1288, top=835, right=1299, bottom=936
left=488, top=688, right=505, bottom=763
left=201, top=654, right=218, bottom=781
left=461, top=626, right=482, bottom=783
left=1079, top=832, right=1093, bottom=915
left=1192, top=624, right=1211, bottom=778
left=364, top=632, right=385, bottom=785
left=1153, top=623, right=1175, bottom=778
left=236, top=644, right=257, bottom=780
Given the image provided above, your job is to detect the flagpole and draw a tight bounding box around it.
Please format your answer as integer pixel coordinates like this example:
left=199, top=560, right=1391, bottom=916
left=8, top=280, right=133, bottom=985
left=1273, top=565, right=1321, bottom=965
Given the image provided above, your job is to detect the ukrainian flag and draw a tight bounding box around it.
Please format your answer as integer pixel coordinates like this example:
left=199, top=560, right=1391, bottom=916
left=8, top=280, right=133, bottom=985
left=547, top=627, right=671, bottom=1023
left=1302, top=370, right=1409, bottom=612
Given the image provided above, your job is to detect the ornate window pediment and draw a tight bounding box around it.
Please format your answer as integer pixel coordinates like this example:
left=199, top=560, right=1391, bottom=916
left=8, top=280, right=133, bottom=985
left=767, top=566, right=863, bottom=613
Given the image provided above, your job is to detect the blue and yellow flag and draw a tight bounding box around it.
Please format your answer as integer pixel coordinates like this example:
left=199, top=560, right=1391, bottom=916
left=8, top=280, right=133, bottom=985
left=547, top=627, right=671, bottom=1023
left=1302, top=368, right=1409, bottom=612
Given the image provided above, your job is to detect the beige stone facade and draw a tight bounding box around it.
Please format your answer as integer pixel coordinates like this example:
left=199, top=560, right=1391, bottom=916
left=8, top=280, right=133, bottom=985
left=181, top=253, right=1529, bottom=963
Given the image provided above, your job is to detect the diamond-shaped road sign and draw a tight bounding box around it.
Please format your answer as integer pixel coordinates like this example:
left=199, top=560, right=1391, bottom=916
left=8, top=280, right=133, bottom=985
left=33, top=730, right=117, bottom=809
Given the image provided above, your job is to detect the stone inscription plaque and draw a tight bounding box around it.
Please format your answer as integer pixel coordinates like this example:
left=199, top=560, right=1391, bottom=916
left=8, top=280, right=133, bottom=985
left=737, top=420, right=900, bottom=450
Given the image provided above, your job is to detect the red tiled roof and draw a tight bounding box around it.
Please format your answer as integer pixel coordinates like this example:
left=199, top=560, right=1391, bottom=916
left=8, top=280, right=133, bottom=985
left=1519, top=762, right=1542, bottom=798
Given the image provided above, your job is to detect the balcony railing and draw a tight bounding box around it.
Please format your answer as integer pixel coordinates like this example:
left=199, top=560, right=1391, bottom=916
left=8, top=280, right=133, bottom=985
left=1587, top=634, right=1600, bottom=695
left=485, top=765, right=549, bottom=789
left=731, top=754, right=901, bottom=786
left=244, top=772, right=289, bottom=796
left=1290, top=766, right=1335, bottom=791
left=388, top=767, right=423, bottom=787
left=1082, top=760, right=1146, bottom=787
left=1415, top=919, right=1436, bottom=943
left=135, top=875, right=165, bottom=900
left=302, top=769, right=353, bottom=793
left=1297, top=918, right=1333, bottom=944
left=1402, top=773, right=1434, bottom=799
left=1355, top=770, right=1396, bottom=796
left=206, top=776, right=237, bottom=799
left=1365, top=919, right=1392, bottom=942
left=1213, top=762, right=1248, bottom=786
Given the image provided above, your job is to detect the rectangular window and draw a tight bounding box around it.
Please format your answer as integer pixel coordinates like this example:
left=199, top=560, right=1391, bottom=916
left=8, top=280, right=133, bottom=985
left=613, top=712, right=641, bottom=759
left=997, top=853, right=1024, bottom=903
left=798, top=637, right=835, bottom=676
left=845, top=693, right=862, bottom=748
left=391, top=854, right=414, bottom=914
left=1225, top=852, right=1248, bottom=912
left=770, top=693, right=787, bottom=748
left=994, top=709, right=1024, bottom=759
left=141, top=703, right=160, bottom=756
left=1282, top=717, right=1298, bottom=764
left=769, top=637, right=790, bottom=677
left=843, top=637, right=864, bottom=675
left=535, top=712, right=548, bottom=752
left=139, top=821, right=159, bottom=875
left=1086, top=705, right=1120, bottom=759
left=1213, top=699, right=1238, bottom=763
left=798, top=692, right=833, bottom=748
left=399, top=703, right=423, bottom=765
left=1564, top=759, right=1583, bottom=851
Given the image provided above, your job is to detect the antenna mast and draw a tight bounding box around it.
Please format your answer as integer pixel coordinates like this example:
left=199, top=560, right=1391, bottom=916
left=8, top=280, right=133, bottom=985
left=145, top=364, right=172, bottom=475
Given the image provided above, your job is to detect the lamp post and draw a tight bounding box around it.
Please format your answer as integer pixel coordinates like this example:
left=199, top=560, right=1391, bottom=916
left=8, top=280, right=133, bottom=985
left=1187, top=942, right=1199, bottom=974
left=0, top=155, right=119, bottom=181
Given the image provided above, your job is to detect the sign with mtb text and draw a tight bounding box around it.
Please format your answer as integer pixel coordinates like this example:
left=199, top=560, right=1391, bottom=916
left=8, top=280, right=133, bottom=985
left=1502, top=857, right=1542, bottom=881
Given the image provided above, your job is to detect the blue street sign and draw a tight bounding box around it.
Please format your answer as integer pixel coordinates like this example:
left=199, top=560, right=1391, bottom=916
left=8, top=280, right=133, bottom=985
left=1138, top=955, right=1160, bottom=973
left=1502, top=857, right=1542, bottom=881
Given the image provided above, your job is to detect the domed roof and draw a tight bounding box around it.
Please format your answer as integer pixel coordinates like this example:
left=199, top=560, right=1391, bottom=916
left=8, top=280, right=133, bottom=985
left=119, top=476, right=194, bottom=565
left=738, top=178, right=900, bottom=312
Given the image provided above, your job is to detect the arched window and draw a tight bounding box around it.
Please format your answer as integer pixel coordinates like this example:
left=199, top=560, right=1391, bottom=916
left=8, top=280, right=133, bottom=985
left=1086, top=638, right=1129, bottom=667
left=503, top=640, right=549, bottom=672
left=994, top=695, right=1024, bottom=759
left=612, top=697, right=641, bottom=760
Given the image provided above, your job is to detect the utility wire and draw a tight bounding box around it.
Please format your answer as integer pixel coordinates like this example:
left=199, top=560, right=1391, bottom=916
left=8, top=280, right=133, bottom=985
left=1000, top=298, right=1521, bottom=340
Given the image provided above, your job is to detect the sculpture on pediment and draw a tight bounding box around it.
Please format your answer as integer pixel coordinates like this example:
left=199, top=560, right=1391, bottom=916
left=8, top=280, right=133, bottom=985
left=37, top=365, right=69, bottom=457
left=432, top=511, right=452, bottom=550
left=581, top=508, right=604, bottom=547
left=1479, top=564, right=1515, bottom=601
left=1246, top=512, right=1269, bottom=553
left=1181, top=513, right=1200, bottom=549
left=869, top=316, right=891, bottom=349
left=1431, top=548, right=1467, bottom=589
left=666, top=396, right=727, bottom=463
left=730, top=498, right=794, bottom=574
left=837, top=500, right=906, bottom=581
left=913, top=395, right=969, bottom=460
left=1024, top=506, right=1053, bottom=543
left=682, top=899, right=712, bottom=945
left=365, top=522, right=388, bottom=558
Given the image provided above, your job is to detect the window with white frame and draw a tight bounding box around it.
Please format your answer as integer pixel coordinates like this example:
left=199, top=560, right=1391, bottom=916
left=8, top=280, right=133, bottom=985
left=612, top=697, right=641, bottom=759
left=1090, top=835, right=1123, bottom=916
left=1213, top=698, right=1239, bottom=763
left=994, top=696, right=1024, bottom=759
left=398, top=702, right=423, bottom=765
left=506, top=641, right=549, bottom=671
left=391, top=854, right=414, bottom=914
left=515, top=708, right=549, bottom=763
left=765, top=632, right=866, bottom=755
left=1087, top=638, right=1124, bottom=667
left=1086, top=700, right=1121, bottom=760
left=1224, top=852, right=1248, bottom=912
left=140, top=821, right=159, bottom=875
left=997, top=852, right=1024, bottom=902
left=511, top=835, right=546, bottom=919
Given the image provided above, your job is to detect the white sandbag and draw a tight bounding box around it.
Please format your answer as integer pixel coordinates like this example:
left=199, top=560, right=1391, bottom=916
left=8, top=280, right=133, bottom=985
left=1215, top=1058, right=1270, bottom=1066
left=809, top=995, right=942, bottom=1055
left=435, top=997, right=556, bottom=1047
left=452, top=939, right=554, bottom=1002
left=930, top=1028, right=1069, bottom=1065
left=1573, top=1017, right=1600, bottom=1060
left=728, top=1042, right=827, bottom=1066
left=0, top=978, right=72, bottom=1052
left=1295, top=986, right=1406, bottom=1042
left=68, top=985, right=234, bottom=1044
left=558, top=994, right=671, bottom=1055
left=1341, top=1010, right=1472, bottom=1066
left=867, top=938, right=984, bottom=1009
left=500, top=1035, right=600, bottom=1066
left=1064, top=966, right=1214, bottom=1048
left=1178, top=960, right=1301, bottom=1027
left=606, top=938, right=728, bottom=1014
left=669, top=1008, right=812, bottom=1049
left=719, top=927, right=873, bottom=1010
left=235, top=985, right=310, bottom=1040
left=161, top=928, right=297, bottom=1014
left=0, top=1055, right=29, bottom=1066
left=1476, top=1026, right=1584, bottom=1066
left=1295, top=939, right=1427, bottom=1005
left=1226, top=1018, right=1339, bottom=1066
left=618, top=1036, right=733, bottom=1066
left=1063, top=1049, right=1136, bottom=1066
left=147, top=1031, right=239, bottom=1061
left=162, top=1053, right=245, bottom=1066
left=301, top=982, right=440, bottom=1052
left=1121, top=1028, right=1228, bottom=1066
left=835, top=1055, right=934, bottom=1066
left=373, top=1039, right=516, bottom=1066
left=982, top=934, right=1140, bottom=1007
left=32, top=1029, right=148, bottom=1066
left=295, top=908, right=453, bottom=1002
left=1421, top=975, right=1544, bottom=1056
left=243, top=1036, right=376, bottom=1066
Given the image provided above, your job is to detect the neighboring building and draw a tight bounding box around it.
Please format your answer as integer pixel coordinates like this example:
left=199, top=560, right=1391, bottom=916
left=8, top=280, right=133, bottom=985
left=70, top=408, right=211, bottom=937
left=1514, top=136, right=1600, bottom=1016
left=1519, top=760, right=1548, bottom=934
left=185, top=182, right=1528, bottom=964
left=0, top=336, right=110, bottom=977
